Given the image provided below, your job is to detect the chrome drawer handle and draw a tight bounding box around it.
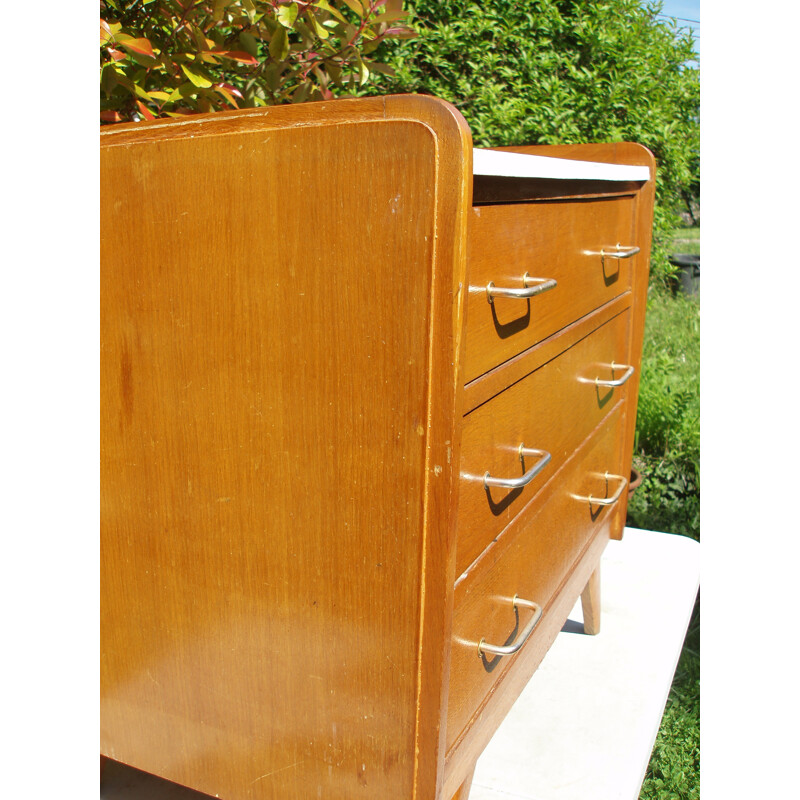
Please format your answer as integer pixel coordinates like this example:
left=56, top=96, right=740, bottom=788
left=595, top=362, right=635, bottom=387
left=575, top=472, right=628, bottom=506
left=483, top=445, right=551, bottom=490
left=486, top=272, right=557, bottom=304
left=478, top=596, right=543, bottom=657
left=601, top=244, right=640, bottom=259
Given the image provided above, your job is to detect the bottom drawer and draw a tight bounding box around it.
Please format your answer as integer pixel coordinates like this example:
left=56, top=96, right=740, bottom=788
left=446, top=403, right=627, bottom=752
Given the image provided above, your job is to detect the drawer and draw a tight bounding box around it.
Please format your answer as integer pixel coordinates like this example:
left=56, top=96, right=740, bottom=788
left=464, top=195, right=637, bottom=383
left=455, top=308, right=631, bottom=579
left=446, top=404, right=626, bottom=753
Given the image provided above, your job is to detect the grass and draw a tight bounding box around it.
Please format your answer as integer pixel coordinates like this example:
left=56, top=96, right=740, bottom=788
left=670, top=225, right=700, bottom=255
left=628, top=249, right=700, bottom=799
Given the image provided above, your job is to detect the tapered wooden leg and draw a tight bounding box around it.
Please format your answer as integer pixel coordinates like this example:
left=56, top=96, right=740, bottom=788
left=581, top=565, right=601, bottom=635
left=451, top=765, right=476, bottom=800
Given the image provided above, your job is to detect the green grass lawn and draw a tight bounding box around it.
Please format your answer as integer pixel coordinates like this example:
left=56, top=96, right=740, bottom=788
left=670, top=225, right=700, bottom=255
left=629, top=254, right=700, bottom=799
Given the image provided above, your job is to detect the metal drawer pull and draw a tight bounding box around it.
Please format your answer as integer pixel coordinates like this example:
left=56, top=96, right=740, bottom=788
left=595, top=362, right=635, bottom=387
left=478, top=596, right=543, bottom=657
left=585, top=472, right=628, bottom=506
left=483, top=446, right=551, bottom=490
left=486, top=272, right=557, bottom=304
left=601, top=244, right=640, bottom=259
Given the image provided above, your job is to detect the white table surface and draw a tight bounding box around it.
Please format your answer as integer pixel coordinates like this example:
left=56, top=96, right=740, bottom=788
left=472, top=148, right=651, bottom=182
left=100, top=527, right=699, bottom=800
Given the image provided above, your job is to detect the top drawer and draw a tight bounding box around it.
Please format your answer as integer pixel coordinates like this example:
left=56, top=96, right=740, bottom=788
left=464, top=195, right=637, bottom=383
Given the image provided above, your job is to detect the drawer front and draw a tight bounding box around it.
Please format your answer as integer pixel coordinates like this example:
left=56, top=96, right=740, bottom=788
left=446, top=405, right=626, bottom=752
left=455, top=308, right=631, bottom=579
left=465, top=196, right=636, bottom=383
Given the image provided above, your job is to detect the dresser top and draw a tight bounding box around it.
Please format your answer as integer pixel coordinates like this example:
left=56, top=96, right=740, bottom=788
left=473, top=147, right=650, bottom=182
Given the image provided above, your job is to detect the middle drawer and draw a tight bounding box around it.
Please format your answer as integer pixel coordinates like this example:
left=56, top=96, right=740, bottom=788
left=455, top=307, right=631, bottom=579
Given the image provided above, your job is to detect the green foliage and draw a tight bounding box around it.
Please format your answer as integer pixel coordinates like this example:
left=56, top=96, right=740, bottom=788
left=672, top=225, right=700, bottom=256
left=626, top=286, right=699, bottom=541
left=99, top=1, right=415, bottom=123
left=364, top=0, right=699, bottom=284
left=635, top=288, right=700, bottom=471
left=626, top=284, right=700, bottom=800
left=639, top=602, right=700, bottom=800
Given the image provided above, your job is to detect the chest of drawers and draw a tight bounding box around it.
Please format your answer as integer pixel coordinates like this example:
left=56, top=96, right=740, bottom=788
left=100, top=94, right=654, bottom=800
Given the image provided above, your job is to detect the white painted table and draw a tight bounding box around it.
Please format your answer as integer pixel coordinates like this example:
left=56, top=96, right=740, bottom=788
left=100, top=528, right=699, bottom=800
left=472, top=147, right=651, bottom=181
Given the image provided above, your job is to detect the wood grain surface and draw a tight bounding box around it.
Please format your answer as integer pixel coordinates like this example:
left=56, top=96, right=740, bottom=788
left=464, top=196, right=635, bottom=383
left=455, top=308, right=631, bottom=578
left=446, top=404, right=626, bottom=754
left=101, top=95, right=472, bottom=800
left=486, top=143, right=657, bottom=541
left=101, top=98, right=655, bottom=800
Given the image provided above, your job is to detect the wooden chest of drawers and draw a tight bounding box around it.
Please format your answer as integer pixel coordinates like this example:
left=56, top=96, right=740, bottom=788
left=100, top=95, right=654, bottom=800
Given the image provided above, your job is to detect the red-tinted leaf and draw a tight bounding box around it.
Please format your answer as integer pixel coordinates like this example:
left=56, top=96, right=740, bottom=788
left=136, top=100, right=156, bottom=120
left=106, top=47, right=127, bottom=62
left=214, top=84, right=239, bottom=109
left=219, top=50, right=258, bottom=64
left=99, top=110, right=122, bottom=123
left=100, top=19, right=113, bottom=45
left=120, top=37, right=155, bottom=57
left=382, top=26, right=417, bottom=38
left=219, top=82, right=244, bottom=100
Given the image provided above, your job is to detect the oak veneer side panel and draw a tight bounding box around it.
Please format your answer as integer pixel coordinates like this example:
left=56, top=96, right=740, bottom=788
left=384, top=95, right=473, bottom=800
left=101, top=98, right=468, bottom=800
left=99, top=95, right=389, bottom=146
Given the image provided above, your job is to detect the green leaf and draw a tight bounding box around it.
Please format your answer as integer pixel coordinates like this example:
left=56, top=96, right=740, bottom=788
left=100, top=63, right=118, bottom=98
left=306, top=9, right=329, bottom=40
left=269, top=27, right=290, bottom=60
left=276, top=3, right=299, bottom=28
left=212, top=0, right=228, bottom=22
left=340, top=0, right=364, bottom=18
left=371, top=10, right=409, bottom=24
left=166, top=82, right=199, bottom=103
left=314, top=0, right=348, bottom=24
left=181, top=63, right=213, bottom=88
left=354, top=53, right=369, bottom=85
left=239, top=32, right=260, bottom=57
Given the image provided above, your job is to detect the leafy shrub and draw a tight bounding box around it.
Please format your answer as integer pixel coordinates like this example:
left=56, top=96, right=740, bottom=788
left=100, top=0, right=415, bottom=123
left=635, top=289, right=700, bottom=470
left=626, top=287, right=699, bottom=541
left=364, top=0, right=699, bottom=285
left=639, top=601, right=700, bottom=800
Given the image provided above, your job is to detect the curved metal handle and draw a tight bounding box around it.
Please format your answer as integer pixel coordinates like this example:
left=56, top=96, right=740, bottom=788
left=601, top=244, right=640, bottom=259
left=478, top=596, right=543, bottom=657
left=484, top=446, right=551, bottom=490
left=595, top=362, right=635, bottom=387
left=486, top=273, right=557, bottom=304
left=588, top=472, right=628, bottom=506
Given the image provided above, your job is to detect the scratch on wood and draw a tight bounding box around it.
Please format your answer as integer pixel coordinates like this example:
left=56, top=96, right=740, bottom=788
left=250, top=761, right=304, bottom=785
